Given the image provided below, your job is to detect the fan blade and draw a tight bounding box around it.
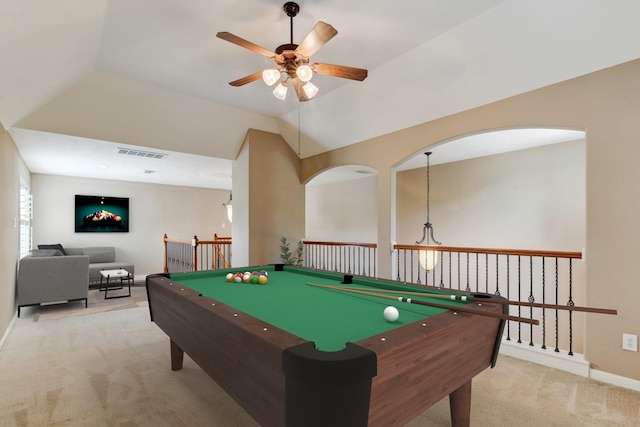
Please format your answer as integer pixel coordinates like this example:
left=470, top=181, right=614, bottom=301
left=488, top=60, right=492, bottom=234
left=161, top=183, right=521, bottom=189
left=217, top=32, right=275, bottom=58
left=296, top=22, right=337, bottom=58
left=313, top=63, right=368, bottom=81
left=292, top=78, right=310, bottom=102
left=229, top=71, right=263, bottom=87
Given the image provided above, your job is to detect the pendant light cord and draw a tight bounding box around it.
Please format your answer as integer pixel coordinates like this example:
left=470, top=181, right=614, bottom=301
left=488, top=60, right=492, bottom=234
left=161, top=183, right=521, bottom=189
left=297, top=100, right=301, bottom=156
left=426, top=151, right=431, bottom=224
left=416, top=151, right=441, bottom=245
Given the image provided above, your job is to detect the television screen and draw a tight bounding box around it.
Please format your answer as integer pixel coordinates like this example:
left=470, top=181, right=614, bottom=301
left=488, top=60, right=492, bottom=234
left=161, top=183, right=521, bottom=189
left=75, top=195, right=129, bottom=232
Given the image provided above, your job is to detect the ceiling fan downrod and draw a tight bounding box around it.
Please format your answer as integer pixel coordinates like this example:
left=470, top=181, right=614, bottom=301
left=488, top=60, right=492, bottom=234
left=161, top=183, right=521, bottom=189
left=283, top=2, right=300, bottom=44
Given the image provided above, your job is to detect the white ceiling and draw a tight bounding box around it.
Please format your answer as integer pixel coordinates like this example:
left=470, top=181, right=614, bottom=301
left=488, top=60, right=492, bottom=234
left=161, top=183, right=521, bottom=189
left=2, top=0, right=639, bottom=189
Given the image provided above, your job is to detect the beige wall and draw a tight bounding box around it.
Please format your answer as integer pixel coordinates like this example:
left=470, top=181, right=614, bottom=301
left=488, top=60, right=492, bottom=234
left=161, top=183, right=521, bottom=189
left=301, top=58, right=640, bottom=381
left=396, top=140, right=586, bottom=250
left=235, top=129, right=305, bottom=266
left=0, top=127, right=30, bottom=342
left=231, top=132, right=251, bottom=266
left=30, top=174, right=232, bottom=279
left=306, top=176, right=378, bottom=242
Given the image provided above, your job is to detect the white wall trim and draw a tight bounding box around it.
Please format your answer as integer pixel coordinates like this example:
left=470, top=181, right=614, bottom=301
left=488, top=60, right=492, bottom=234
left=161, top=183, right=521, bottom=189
left=499, top=339, right=640, bottom=392
left=590, top=369, right=640, bottom=393
left=0, top=311, right=18, bottom=352
left=499, top=339, right=590, bottom=377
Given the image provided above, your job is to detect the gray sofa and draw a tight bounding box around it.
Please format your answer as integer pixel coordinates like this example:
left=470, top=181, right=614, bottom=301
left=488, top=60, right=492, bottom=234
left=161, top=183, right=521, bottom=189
left=17, top=249, right=89, bottom=317
left=16, top=245, right=135, bottom=316
left=64, top=247, right=135, bottom=283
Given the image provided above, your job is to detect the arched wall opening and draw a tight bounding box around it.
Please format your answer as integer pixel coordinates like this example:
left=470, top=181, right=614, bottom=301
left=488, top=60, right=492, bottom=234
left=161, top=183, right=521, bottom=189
left=394, top=128, right=586, bottom=251
left=394, top=127, right=586, bottom=353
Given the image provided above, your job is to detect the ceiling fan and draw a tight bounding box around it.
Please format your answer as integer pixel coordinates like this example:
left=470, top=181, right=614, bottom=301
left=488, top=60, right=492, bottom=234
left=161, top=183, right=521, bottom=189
left=216, top=2, right=368, bottom=102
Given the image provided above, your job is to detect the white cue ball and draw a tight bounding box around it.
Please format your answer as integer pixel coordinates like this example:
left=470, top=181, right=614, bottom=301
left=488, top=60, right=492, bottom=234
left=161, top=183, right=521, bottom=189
left=383, top=306, right=399, bottom=322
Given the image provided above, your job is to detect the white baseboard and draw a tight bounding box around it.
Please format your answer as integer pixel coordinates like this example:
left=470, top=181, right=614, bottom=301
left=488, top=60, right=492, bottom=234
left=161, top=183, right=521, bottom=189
left=0, top=311, right=18, bottom=352
left=590, top=369, right=640, bottom=393
left=499, top=339, right=640, bottom=392
left=499, top=339, right=590, bottom=376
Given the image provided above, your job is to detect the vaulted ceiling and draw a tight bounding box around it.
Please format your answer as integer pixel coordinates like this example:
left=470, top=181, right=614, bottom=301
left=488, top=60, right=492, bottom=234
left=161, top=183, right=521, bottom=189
left=2, top=1, right=639, bottom=189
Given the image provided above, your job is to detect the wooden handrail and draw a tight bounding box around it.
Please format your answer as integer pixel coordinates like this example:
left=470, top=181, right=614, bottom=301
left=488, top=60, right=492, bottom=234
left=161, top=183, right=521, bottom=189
left=394, top=244, right=582, bottom=259
left=164, top=237, right=194, bottom=244
left=304, top=240, right=378, bottom=249
left=163, top=233, right=168, bottom=273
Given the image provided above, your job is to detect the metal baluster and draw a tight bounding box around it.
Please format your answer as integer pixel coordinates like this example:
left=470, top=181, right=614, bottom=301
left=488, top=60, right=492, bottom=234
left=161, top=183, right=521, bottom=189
left=541, top=257, right=547, bottom=350
left=438, top=251, right=441, bottom=286
left=457, top=252, right=461, bottom=290
left=495, top=254, right=500, bottom=296
left=568, top=259, right=574, bottom=356
left=465, top=253, right=471, bottom=292
left=505, top=255, right=511, bottom=341
left=517, top=256, right=522, bottom=344
left=528, top=256, right=534, bottom=347
left=554, top=257, right=560, bottom=353
left=448, top=251, right=452, bottom=289
left=485, top=253, right=489, bottom=293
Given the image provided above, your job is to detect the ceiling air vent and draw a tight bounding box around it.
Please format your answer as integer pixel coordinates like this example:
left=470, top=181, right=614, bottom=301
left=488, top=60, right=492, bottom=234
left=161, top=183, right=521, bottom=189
left=117, top=148, right=167, bottom=159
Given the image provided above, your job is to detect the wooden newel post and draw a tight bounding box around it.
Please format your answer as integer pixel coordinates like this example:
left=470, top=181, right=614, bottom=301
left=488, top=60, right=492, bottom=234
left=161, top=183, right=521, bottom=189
left=163, top=233, right=169, bottom=273
left=192, top=235, right=198, bottom=272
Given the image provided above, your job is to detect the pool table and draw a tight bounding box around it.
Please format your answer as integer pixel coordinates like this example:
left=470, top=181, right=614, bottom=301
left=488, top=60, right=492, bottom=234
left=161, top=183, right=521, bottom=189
left=146, top=265, right=506, bottom=427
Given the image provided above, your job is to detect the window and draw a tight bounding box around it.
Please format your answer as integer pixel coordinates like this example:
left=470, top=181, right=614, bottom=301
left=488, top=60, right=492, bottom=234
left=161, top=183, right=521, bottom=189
left=19, top=178, right=32, bottom=258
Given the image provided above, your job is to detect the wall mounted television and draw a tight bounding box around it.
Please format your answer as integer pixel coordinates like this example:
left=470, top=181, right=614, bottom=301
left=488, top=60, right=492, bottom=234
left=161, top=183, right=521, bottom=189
left=75, top=195, right=129, bottom=233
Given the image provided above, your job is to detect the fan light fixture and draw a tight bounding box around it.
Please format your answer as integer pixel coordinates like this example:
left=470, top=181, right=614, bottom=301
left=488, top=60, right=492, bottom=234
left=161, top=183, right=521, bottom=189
left=415, top=152, right=441, bottom=271
left=302, top=81, right=318, bottom=99
left=273, top=81, right=288, bottom=100
left=296, top=64, right=313, bottom=82
left=268, top=64, right=316, bottom=100
left=217, top=2, right=367, bottom=103
left=262, top=69, right=281, bottom=86
left=222, top=192, right=233, bottom=223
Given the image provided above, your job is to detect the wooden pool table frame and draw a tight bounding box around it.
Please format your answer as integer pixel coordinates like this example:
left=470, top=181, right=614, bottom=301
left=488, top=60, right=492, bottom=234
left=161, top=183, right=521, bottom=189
left=146, top=267, right=506, bottom=427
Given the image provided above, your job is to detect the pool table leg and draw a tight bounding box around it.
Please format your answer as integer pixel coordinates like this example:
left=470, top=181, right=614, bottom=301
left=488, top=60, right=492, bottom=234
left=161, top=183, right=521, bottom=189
left=449, top=379, right=472, bottom=427
left=170, top=339, right=184, bottom=371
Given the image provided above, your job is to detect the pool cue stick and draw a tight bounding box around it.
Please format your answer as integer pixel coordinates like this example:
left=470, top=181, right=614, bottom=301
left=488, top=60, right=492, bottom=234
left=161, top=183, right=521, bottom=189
left=325, top=286, right=617, bottom=315
left=306, top=282, right=539, bottom=325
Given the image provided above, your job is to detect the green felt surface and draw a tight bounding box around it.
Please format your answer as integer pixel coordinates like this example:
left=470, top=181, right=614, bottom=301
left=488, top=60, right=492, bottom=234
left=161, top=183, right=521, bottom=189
left=171, top=266, right=467, bottom=352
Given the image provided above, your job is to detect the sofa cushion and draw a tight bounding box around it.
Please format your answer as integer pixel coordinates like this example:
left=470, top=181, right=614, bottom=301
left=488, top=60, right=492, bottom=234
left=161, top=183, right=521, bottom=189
left=64, top=248, right=84, bottom=256
left=29, top=249, right=64, bottom=257
left=37, top=243, right=67, bottom=255
left=82, top=247, right=115, bottom=264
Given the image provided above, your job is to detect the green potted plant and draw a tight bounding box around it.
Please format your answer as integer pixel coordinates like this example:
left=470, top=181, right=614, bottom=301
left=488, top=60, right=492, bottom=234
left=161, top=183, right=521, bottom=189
left=280, top=237, right=304, bottom=267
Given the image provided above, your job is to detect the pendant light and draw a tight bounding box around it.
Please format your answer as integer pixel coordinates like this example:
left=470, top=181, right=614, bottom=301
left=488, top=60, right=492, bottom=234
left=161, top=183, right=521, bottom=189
left=415, top=152, right=441, bottom=270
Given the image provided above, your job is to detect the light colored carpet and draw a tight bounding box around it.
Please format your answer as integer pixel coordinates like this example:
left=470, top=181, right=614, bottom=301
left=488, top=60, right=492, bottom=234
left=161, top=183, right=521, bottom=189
left=32, top=286, right=149, bottom=322
left=1, top=288, right=638, bottom=426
